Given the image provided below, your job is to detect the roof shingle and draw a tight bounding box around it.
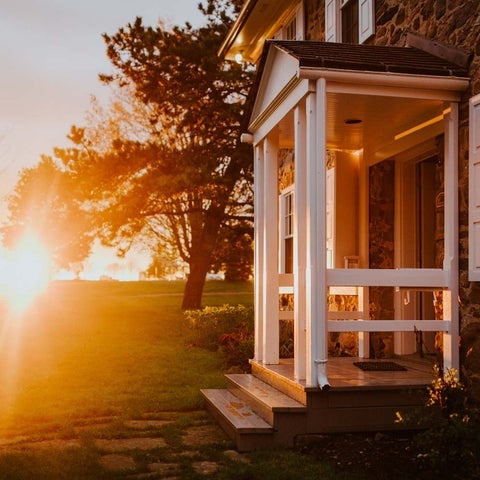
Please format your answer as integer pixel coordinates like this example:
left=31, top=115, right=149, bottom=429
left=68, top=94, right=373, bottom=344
left=270, top=40, right=469, bottom=77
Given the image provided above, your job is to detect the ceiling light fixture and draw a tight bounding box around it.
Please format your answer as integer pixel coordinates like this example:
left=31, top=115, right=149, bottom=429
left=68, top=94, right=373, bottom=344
left=344, top=118, right=362, bottom=125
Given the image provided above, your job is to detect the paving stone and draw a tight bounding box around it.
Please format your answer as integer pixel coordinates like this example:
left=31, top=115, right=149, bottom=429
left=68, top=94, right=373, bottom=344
left=95, top=437, right=166, bottom=452
left=192, top=461, right=220, bottom=475
left=182, top=424, right=229, bottom=447
left=4, top=439, right=82, bottom=451
left=125, top=420, right=172, bottom=430
left=148, top=462, right=178, bottom=475
left=99, top=454, right=136, bottom=472
left=224, top=449, right=250, bottom=463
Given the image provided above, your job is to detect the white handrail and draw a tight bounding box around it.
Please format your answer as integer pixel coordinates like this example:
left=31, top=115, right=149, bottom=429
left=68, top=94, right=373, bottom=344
left=326, top=268, right=448, bottom=288
left=280, top=268, right=449, bottom=289
left=328, top=319, right=451, bottom=333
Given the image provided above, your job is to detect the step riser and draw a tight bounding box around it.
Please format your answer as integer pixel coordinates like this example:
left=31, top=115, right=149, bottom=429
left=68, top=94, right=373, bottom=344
left=250, top=362, right=307, bottom=404
left=227, top=382, right=275, bottom=424
left=203, top=400, right=273, bottom=452
left=226, top=384, right=308, bottom=440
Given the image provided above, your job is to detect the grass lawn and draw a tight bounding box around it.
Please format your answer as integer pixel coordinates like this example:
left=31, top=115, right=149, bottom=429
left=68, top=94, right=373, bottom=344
left=0, top=280, right=375, bottom=479
left=0, top=280, right=251, bottom=433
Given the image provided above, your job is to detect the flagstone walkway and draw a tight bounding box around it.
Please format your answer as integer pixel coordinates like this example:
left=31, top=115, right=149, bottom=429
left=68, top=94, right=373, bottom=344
left=0, top=411, right=250, bottom=478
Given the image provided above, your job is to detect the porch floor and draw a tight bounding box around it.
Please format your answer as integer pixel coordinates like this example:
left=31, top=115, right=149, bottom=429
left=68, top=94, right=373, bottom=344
left=257, top=354, right=437, bottom=390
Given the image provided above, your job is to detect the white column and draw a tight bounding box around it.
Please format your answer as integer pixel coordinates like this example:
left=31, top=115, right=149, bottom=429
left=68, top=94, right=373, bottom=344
left=305, top=79, right=329, bottom=389
left=443, top=102, right=459, bottom=371
left=254, top=142, right=265, bottom=363
left=294, top=101, right=307, bottom=381
left=263, top=131, right=279, bottom=364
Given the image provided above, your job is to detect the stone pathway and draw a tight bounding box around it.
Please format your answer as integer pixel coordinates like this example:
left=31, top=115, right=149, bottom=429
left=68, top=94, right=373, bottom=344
left=0, top=412, right=250, bottom=478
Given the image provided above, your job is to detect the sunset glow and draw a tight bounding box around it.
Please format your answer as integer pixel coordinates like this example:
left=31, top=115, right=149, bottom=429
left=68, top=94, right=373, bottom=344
left=0, top=233, right=52, bottom=314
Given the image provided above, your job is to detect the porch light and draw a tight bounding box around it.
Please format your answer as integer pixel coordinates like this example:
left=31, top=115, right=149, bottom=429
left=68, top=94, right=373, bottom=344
left=235, top=52, right=244, bottom=64
left=240, top=133, right=253, bottom=144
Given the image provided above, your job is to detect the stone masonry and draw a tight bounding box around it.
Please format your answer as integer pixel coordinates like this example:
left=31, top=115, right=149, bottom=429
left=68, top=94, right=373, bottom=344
left=304, top=0, right=480, bottom=395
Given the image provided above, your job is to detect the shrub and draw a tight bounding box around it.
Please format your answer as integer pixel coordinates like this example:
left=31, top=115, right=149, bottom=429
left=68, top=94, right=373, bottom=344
left=220, top=323, right=254, bottom=372
left=184, top=304, right=254, bottom=370
left=399, top=366, right=480, bottom=479
left=279, top=319, right=294, bottom=358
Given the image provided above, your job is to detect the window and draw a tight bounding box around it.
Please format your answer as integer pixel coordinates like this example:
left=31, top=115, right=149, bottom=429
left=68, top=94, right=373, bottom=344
left=469, top=94, right=480, bottom=281
left=275, top=5, right=304, bottom=41
left=280, top=189, right=294, bottom=274
left=341, top=0, right=359, bottom=44
left=325, top=0, right=374, bottom=44
left=285, top=15, right=297, bottom=40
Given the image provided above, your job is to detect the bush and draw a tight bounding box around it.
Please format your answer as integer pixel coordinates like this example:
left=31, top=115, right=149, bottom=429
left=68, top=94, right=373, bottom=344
left=184, top=304, right=254, bottom=371
left=279, top=319, right=294, bottom=358
left=220, top=324, right=254, bottom=372
left=399, top=366, right=480, bottom=479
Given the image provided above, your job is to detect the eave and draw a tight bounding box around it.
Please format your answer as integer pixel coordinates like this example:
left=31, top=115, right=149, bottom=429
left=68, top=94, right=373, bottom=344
left=218, top=0, right=300, bottom=63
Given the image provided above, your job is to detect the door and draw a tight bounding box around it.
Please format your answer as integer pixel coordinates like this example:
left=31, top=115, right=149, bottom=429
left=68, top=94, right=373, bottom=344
left=395, top=151, right=441, bottom=355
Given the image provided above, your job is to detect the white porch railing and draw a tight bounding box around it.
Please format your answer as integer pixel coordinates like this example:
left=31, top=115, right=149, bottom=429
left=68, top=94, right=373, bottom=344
left=278, top=269, right=451, bottom=334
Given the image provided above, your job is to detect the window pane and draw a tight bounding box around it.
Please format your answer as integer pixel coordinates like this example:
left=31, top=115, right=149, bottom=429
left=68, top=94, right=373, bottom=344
left=342, top=0, right=359, bottom=44
left=285, top=237, right=294, bottom=274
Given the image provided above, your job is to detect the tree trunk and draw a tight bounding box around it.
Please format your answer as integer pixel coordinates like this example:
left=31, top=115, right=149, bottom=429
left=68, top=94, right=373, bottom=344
left=181, top=210, right=224, bottom=310
left=181, top=254, right=210, bottom=310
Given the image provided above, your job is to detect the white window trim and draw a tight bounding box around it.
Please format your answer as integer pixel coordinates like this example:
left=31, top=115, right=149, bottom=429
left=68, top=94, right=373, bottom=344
left=469, top=94, right=480, bottom=281
left=279, top=186, right=295, bottom=274
left=325, top=0, right=374, bottom=43
left=274, top=3, right=304, bottom=41
left=359, top=0, right=375, bottom=43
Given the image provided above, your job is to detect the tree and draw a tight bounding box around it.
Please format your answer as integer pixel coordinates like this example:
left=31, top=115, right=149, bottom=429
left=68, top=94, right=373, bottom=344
left=211, top=221, right=253, bottom=281
left=95, top=1, right=254, bottom=309
left=3, top=1, right=254, bottom=309
left=2, top=156, right=93, bottom=270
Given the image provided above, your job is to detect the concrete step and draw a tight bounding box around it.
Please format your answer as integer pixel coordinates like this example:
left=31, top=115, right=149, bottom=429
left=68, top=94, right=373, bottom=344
left=200, top=388, right=274, bottom=452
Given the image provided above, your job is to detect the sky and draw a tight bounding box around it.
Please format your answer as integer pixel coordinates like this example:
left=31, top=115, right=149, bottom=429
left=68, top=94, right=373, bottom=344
left=0, top=0, right=204, bottom=279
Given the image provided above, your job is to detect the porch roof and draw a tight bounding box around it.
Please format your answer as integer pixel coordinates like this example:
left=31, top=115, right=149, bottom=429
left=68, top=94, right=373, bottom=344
left=270, top=40, right=470, bottom=78
left=247, top=40, right=470, bottom=137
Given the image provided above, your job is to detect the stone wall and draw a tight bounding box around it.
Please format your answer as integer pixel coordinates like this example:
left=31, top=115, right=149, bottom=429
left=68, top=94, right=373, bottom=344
left=368, top=159, right=395, bottom=358
left=304, top=0, right=480, bottom=390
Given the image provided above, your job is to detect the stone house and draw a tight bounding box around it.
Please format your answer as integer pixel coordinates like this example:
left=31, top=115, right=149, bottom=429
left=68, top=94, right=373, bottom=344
left=202, top=0, right=480, bottom=451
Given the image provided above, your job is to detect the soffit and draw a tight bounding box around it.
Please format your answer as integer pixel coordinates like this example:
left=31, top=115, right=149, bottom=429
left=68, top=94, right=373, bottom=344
left=278, top=94, right=446, bottom=156
left=219, top=0, right=300, bottom=63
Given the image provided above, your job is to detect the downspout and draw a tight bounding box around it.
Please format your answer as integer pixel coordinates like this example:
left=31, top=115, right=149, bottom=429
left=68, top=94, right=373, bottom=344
left=315, top=359, right=330, bottom=390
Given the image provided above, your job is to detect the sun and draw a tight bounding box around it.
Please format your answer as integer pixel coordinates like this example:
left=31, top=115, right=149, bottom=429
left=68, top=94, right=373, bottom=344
left=0, top=233, right=52, bottom=314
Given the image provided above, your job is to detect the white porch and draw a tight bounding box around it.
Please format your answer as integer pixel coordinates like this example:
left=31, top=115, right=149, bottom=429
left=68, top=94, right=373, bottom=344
left=202, top=40, right=470, bottom=450
left=252, top=41, right=469, bottom=389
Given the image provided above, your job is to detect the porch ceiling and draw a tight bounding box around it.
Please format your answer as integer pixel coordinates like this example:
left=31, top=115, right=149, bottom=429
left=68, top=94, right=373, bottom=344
left=278, top=94, right=446, bottom=156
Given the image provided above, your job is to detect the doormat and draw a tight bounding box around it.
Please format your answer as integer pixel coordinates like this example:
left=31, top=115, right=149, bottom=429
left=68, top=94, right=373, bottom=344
left=353, top=361, right=407, bottom=371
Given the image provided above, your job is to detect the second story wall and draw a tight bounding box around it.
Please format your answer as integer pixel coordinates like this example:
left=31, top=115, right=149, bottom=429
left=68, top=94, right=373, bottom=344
left=305, top=0, right=479, bottom=96
left=303, top=0, right=479, bottom=391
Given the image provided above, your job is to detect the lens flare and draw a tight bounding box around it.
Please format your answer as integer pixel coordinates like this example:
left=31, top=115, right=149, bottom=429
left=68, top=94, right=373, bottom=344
left=0, top=233, right=52, bottom=314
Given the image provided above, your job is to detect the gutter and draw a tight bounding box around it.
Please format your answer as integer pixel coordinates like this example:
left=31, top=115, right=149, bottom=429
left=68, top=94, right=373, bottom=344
left=298, top=67, right=470, bottom=98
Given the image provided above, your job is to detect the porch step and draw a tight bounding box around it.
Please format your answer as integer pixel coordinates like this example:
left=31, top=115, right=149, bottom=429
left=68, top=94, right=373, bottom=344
left=202, top=375, right=308, bottom=451
left=201, top=388, right=274, bottom=452
left=226, top=374, right=307, bottom=425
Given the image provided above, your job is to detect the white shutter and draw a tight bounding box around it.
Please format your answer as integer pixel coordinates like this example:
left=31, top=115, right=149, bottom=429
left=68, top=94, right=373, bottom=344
left=469, top=94, right=480, bottom=281
left=325, top=0, right=338, bottom=42
left=359, top=0, right=374, bottom=43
